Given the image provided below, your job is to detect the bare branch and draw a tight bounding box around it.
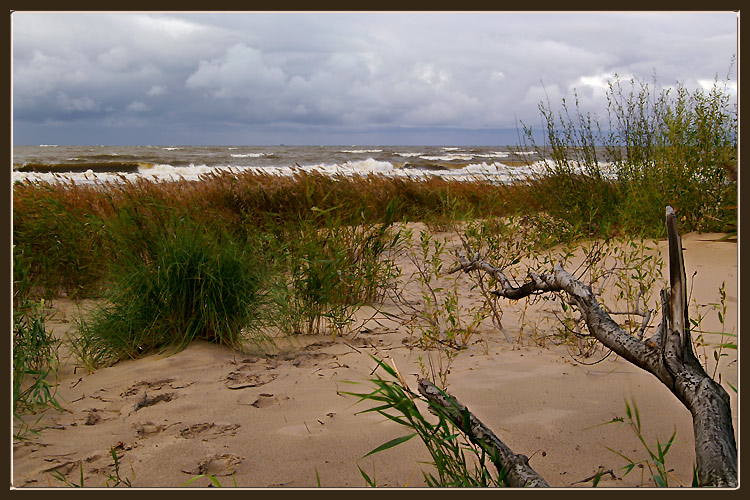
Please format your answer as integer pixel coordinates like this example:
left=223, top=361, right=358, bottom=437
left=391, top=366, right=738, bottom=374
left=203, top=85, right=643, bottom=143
left=446, top=206, right=737, bottom=487
left=417, top=379, right=549, bottom=488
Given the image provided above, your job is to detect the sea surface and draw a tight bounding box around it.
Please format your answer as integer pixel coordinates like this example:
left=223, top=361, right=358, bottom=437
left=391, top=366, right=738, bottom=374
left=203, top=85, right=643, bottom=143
left=12, top=145, right=543, bottom=185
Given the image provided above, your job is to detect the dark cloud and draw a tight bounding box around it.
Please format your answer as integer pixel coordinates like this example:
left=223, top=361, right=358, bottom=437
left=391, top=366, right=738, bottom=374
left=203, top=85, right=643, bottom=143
left=12, top=11, right=737, bottom=145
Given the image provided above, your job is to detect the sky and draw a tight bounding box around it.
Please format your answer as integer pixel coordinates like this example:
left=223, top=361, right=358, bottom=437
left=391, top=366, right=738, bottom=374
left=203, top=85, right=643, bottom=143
left=11, top=11, right=739, bottom=146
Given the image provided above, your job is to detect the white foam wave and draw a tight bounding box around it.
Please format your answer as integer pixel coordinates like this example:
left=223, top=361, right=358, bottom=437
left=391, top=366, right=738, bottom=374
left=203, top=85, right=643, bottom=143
left=339, top=149, right=383, bottom=154
left=420, top=154, right=475, bottom=161
left=230, top=153, right=266, bottom=158
left=395, top=152, right=424, bottom=157
left=473, top=151, right=510, bottom=158
left=12, top=157, right=549, bottom=186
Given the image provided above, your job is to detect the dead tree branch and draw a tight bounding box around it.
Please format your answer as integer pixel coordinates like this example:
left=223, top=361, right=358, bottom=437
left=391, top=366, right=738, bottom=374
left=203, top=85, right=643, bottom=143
left=417, top=378, right=549, bottom=487
left=448, top=206, right=737, bottom=487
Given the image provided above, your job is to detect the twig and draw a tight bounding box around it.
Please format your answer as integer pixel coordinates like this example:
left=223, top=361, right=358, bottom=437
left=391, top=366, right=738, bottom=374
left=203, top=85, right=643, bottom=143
left=571, top=468, right=616, bottom=485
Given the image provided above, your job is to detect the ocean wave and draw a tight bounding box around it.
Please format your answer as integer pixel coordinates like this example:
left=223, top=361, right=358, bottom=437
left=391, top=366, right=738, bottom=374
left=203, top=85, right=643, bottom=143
left=230, top=153, right=267, bottom=158
left=473, top=151, right=510, bottom=158
left=419, top=154, right=475, bottom=161
left=395, top=152, right=424, bottom=157
left=12, top=157, right=545, bottom=186
left=339, top=149, right=384, bottom=154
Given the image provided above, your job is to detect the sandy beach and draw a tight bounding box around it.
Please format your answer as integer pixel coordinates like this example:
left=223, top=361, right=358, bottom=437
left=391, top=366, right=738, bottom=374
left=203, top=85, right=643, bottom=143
left=11, top=229, right=737, bottom=489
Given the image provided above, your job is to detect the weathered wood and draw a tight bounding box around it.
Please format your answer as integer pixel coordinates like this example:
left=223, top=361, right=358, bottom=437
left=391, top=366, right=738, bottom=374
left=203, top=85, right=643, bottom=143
left=448, top=206, right=737, bottom=487
left=417, top=379, right=549, bottom=488
left=662, top=207, right=737, bottom=487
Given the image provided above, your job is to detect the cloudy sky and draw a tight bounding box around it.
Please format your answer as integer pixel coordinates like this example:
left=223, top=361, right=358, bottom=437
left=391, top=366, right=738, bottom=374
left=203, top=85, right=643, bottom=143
left=12, top=11, right=738, bottom=146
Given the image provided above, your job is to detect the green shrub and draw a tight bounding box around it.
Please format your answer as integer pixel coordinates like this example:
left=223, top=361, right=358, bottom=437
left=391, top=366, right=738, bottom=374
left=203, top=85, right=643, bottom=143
left=266, top=205, right=402, bottom=336
left=13, top=246, right=62, bottom=439
left=522, top=67, right=737, bottom=238
left=71, top=217, right=267, bottom=369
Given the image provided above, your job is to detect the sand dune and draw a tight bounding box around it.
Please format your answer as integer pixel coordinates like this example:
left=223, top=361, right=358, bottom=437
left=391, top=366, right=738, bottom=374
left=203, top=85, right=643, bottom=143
left=12, top=231, right=737, bottom=488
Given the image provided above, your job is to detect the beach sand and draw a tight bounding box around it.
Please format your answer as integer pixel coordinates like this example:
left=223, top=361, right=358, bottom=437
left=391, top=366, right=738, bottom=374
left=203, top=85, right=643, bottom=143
left=12, top=230, right=737, bottom=488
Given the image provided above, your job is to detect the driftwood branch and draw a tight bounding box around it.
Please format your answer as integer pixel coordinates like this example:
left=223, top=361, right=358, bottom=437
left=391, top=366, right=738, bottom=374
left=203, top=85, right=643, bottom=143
left=417, top=379, right=549, bottom=487
left=448, top=206, right=737, bottom=487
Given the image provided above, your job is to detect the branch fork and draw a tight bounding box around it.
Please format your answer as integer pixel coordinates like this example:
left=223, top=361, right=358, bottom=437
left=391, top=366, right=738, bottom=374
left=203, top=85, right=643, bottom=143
left=437, top=206, right=736, bottom=487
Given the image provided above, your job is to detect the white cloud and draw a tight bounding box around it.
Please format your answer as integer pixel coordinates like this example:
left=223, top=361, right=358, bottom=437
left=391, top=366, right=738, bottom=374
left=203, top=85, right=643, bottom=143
left=147, top=85, right=166, bottom=97
left=11, top=11, right=738, bottom=144
left=127, top=101, right=149, bottom=112
left=56, top=93, right=99, bottom=112
left=185, top=43, right=287, bottom=99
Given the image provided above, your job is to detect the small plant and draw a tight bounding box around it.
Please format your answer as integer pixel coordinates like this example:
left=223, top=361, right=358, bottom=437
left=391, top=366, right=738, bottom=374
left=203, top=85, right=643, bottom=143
left=50, top=462, right=85, bottom=487
left=50, top=446, right=134, bottom=487
left=530, top=235, right=664, bottom=360
left=603, top=399, right=679, bottom=487
left=346, top=356, right=508, bottom=487
left=266, top=205, right=402, bottom=336
left=13, top=246, right=63, bottom=440
left=690, top=281, right=737, bottom=389
left=399, top=229, right=487, bottom=387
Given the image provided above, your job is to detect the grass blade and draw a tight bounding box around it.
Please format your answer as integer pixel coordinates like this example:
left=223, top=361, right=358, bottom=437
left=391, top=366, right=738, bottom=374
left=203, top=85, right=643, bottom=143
left=363, top=433, right=418, bottom=458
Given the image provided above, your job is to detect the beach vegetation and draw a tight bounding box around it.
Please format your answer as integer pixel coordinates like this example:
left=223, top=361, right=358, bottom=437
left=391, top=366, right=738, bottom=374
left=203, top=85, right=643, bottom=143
left=597, top=399, right=680, bottom=487
left=521, top=69, right=737, bottom=239
left=71, top=216, right=268, bottom=369
left=263, top=202, right=403, bottom=337
left=347, top=356, right=507, bottom=487
left=12, top=245, right=63, bottom=440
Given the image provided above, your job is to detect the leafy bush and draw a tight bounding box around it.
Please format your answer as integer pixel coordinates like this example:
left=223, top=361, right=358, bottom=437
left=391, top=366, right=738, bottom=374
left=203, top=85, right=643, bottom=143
left=266, top=205, right=403, bottom=336
left=71, top=217, right=267, bottom=369
left=522, top=67, right=737, bottom=238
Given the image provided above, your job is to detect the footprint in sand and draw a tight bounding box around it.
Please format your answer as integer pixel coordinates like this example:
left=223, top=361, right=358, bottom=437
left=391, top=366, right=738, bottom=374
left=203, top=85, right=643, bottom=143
left=182, top=453, right=243, bottom=477
left=133, top=392, right=176, bottom=412
left=120, top=378, right=176, bottom=397
left=133, top=421, right=165, bottom=437
left=225, top=369, right=277, bottom=390
left=179, top=422, right=240, bottom=439
left=249, top=393, right=276, bottom=408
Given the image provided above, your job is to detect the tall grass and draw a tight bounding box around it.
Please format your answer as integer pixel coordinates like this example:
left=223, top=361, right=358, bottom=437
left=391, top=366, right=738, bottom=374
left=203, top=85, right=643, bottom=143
left=265, top=203, right=403, bottom=336
left=522, top=70, right=737, bottom=238
left=13, top=173, right=513, bottom=298
left=13, top=245, right=63, bottom=439
left=71, top=217, right=268, bottom=369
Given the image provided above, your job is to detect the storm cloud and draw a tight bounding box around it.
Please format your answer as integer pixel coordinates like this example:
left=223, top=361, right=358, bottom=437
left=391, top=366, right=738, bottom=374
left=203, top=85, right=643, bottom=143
left=12, top=11, right=738, bottom=145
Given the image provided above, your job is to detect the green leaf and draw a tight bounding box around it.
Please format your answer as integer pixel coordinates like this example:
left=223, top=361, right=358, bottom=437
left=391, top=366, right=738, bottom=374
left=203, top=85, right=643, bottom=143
left=653, top=474, right=667, bottom=487
left=714, top=343, right=737, bottom=350
left=358, top=466, right=376, bottom=487
left=363, top=433, right=418, bottom=458
left=592, top=472, right=602, bottom=487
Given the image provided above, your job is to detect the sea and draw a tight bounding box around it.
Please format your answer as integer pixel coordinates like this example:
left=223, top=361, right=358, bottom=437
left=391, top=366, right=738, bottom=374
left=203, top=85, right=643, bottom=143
left=12, top=145, right=542, bottom=186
